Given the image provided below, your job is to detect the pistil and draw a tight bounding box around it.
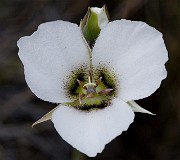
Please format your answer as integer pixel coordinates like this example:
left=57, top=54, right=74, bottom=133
left=77, top=75, right=113, bottom=105
left=83, top=76, right=96, bottom=98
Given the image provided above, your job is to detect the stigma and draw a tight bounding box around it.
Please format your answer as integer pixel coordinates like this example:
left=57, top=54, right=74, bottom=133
left=83, top=76, right=96, bottom=97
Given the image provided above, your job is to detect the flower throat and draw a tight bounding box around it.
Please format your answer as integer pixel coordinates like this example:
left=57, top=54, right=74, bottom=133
left=65, top=67, right=117, bottom=111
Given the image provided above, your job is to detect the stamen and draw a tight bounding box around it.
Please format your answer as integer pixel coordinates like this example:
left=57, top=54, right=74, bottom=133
left=98, top=88, right=113, bottom=95
left=79, top=94, right=85, bottom=104
left=77, top=79, right=83, bottom=86
left=96, top=76, right=102, bottom=86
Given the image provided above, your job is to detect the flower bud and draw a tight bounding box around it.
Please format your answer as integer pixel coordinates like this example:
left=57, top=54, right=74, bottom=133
left=81, top=5, right=109, bottom=41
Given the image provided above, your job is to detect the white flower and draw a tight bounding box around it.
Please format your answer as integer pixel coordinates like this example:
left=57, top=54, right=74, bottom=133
left=17, top=18, right=168, bottom=157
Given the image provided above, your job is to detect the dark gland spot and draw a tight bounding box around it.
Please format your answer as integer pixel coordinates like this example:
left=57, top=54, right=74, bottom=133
left=65, top=66, right=117, bottom=111
left=95, top=67, right=118, bottom=97
left=65, top=67, right=87, bottom=99
left=72, top=100, right=111, bottom=112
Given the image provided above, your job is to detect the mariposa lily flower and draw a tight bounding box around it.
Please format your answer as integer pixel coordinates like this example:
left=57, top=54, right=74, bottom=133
left=17, top=6, right=168, bottom=157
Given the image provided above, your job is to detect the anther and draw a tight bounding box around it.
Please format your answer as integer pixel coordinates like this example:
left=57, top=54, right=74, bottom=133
left=96, top=76, right=102, bottom=86
left=98, top=88, right=113, bottom=96
left=77, top=79, right=83, bottom=86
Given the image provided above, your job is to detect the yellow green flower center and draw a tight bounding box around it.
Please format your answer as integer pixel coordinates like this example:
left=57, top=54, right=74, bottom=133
left=65, top=66, right=117, bottom=111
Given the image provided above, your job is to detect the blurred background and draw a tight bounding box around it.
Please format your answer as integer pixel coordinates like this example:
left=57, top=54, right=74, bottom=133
left=0, top=0, right=179, bottom=160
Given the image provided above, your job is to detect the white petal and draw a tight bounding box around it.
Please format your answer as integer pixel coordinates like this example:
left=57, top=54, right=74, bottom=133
left=127, top=100, right=155, bottom=115
left=51, top=99, right=134, bottom=157
left=18, top=21, right=89, bottom=103
left=93, top=20, right=168, bottom=101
